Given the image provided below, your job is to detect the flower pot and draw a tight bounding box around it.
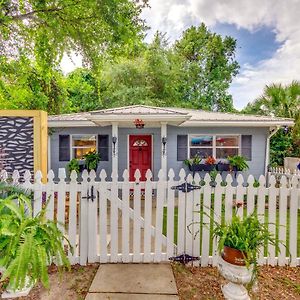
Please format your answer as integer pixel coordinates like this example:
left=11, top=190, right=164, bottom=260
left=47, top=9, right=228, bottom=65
left=222, top=246, right=247, bottom=266
left=217, top=163, right=230, bottom=172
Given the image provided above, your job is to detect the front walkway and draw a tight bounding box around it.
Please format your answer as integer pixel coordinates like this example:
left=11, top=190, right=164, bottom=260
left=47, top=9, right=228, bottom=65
left=85, top=264, right=179, bottom=300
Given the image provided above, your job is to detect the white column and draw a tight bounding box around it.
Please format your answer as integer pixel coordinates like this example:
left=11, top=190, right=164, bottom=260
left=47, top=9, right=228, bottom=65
left=161, top=122, right=167, bottom=176
left=112, top=122, right=118, bottom=176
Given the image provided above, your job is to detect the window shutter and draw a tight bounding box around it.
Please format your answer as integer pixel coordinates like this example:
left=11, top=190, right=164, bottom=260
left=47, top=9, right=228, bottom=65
left=59, top=135, right=70, bottom=161
left=177, top=135, right=188, bottom=161
left=98, top=135, right=109, bottom=161
left=241, top=135, right=252, bottom=161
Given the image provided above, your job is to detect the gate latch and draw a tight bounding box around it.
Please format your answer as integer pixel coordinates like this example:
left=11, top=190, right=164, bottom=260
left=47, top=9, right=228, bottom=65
left=171, top=182, right=201, bottom=193
left=82, top=186, right=96, bottom=202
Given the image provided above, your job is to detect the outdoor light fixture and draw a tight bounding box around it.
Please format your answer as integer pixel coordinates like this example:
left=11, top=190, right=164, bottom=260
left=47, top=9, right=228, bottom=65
left=134, top=119, right=145, bottom=129
left=162, top=136, right=167, bottom=156
left=112, top=136, right=117, bottom=156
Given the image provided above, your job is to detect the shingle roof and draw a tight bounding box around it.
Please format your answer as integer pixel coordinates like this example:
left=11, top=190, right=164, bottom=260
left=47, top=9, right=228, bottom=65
left=48, top=105, right=293, bottom=125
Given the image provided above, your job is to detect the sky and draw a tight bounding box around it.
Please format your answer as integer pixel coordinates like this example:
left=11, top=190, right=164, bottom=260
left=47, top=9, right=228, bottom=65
left=61, top=0, right=300, bottom=110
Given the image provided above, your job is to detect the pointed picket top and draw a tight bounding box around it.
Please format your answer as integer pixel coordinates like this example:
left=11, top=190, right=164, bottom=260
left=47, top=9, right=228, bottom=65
left=146, top=169, right=153, bottom=181
left=203, top=172, right=210, bottom=185
left=225, top=173, right=233, bottom=186
left=70, top=170, right=77, bottom=182
left=279, top=175, right=288, bottom=187
left=258, top=174, right=266, bottom=187
left=0, top=169, right=7, bottom=181
left=215, top=173, right=222, bottom=185
left=81, top=169, right=89, bottom=182
left=291, top=175, right=298, bottom=188
left=134, top=169, right=141, bottom=181
left=12, top=170, right=20, bottom=184
left=157, top=169, right=165, bottom=181
left=99, top=169, right=107, bottom=181
left=35, top=170, right=43, bottom=184
left=186, top=173, right=193, bottom=183
left=111, top=170, right=118, bottom=182
left=194, top=172, right=201, bottom=184
left=89, top=169, right=97, bottom=181
left=247, top=174, right=255, bottom=187
left=168, top=168, right=175, bottom=181
left=47, top=170, right=55, bottom=182
left=23, top=170, right=32, bottom=184
left=122, top=169, right=129, bottom=181
left=179, top=168, right=186, bottom=182
left=236, top=174, right=244, bottom=187
left=268, top=175, right=276, bottom=188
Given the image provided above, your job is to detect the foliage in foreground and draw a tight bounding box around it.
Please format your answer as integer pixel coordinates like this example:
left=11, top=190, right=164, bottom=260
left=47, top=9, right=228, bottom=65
left=0, top=184, right=71, bottom=291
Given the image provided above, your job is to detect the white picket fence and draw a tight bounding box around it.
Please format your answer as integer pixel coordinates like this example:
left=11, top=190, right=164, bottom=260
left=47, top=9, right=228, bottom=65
left=0, top=168, right=299, bottom=267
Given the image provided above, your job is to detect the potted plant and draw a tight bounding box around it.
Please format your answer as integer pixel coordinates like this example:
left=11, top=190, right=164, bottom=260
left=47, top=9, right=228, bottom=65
left=228, top=155, right=249, bottom=172
left=83, top=150, right=101, bottom=171
left=67, top=158, right=80, bottom=174
left=0, top=184, right=71, bottom=295
left=202, top=156, right=216, bottom=171
left=184, top=154, right=202, bottom=171
left=209, top=168, right=218, bottom=187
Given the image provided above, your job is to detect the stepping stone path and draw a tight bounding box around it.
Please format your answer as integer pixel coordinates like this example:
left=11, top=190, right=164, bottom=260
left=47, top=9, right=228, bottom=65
left=85, top=264, right=179, bottom=300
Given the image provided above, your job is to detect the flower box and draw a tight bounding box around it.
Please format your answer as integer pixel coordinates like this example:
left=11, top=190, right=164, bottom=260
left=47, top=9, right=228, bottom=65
left=188, top=164, right=215, bottom=172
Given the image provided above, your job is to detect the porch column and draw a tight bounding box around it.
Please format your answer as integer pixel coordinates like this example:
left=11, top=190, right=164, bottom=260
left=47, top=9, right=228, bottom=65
left=161, top=122, right=167, bottom=177
left=112, top=122, right=118, bottom=176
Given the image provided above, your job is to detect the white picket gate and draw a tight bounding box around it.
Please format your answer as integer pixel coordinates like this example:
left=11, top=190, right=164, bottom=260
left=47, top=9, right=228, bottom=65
left=0, top=168, right=300, bottom=267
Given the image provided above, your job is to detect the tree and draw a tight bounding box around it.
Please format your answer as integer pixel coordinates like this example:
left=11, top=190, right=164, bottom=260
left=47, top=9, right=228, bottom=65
left=243, top=81, right=300, bottom=166
left=0, top=0, right=147, bottom=71
left=174, top=24, right=239, bottom=111
left=66, top=68, right=100, bottom=112
left=100, top=32, right=182, bottom=108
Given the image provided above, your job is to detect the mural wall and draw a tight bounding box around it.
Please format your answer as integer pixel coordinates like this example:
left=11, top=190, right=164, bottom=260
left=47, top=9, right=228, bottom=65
left=0, top=117, right=34, bottom=174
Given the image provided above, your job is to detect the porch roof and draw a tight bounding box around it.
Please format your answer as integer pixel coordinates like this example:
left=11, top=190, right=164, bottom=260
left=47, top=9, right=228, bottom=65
left=48, top=105, right=294, bottom=128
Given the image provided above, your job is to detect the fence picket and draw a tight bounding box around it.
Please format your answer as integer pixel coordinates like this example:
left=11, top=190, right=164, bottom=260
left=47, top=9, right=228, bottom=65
left=177, top=169, right=186, bottom=255
left=185, top=174, right=194, bottom=258
left=224, top=175, right=233, bottom=222
left=201, top=173, right=211, bottom=267
left=99, top=170, right=108, bottom=263
left=154, top=169, right=165, bottom=262
left=236, top=174, right=245, bottom=218
left=122, top=170, right=130, bottom=263
left=167, top=169, right=175, bottom=260
left=46, top=170, right=55, bottom=220
left=278, top=176, right=288, bottom=266
left=246, top=175, right=255, bottom=216
left=133, top=169, right=142, bottom=262
left=257, top=175, right=266, bottom=265
left=33, top=171, right=43, bottom=217
left=110, top=171, right=119, bottom=263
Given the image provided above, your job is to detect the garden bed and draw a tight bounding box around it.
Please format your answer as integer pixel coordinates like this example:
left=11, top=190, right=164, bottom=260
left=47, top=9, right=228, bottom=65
left=172, top=263, right=300, bottom=299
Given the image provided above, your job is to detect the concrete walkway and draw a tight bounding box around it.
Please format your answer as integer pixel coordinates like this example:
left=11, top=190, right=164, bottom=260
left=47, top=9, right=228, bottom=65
left=85, top=264, right=179, bottom=300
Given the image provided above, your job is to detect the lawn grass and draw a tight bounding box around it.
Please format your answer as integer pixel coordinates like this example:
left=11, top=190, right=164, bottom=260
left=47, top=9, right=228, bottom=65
left=163, top=203, right=300, bottom=257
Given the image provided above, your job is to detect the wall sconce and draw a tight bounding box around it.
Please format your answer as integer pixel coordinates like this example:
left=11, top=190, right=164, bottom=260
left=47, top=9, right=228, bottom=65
left=112, top=136, right=117, bottom=156
left=162, top=136, right=167, bottom=156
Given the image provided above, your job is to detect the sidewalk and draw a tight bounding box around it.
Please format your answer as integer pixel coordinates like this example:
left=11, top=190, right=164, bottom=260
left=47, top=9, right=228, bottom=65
left=85, top=264, right=179, bottom=300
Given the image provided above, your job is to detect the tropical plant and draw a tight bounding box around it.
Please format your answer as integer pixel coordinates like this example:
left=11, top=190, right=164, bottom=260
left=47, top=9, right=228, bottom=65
left=83, top=151, right=101, bottom=171
left=0, top=184, right=71, bottom=291
left=228, top=155, right=249, bottom=171
left=67, top=158, right=80, bottom=174
left=184, top=154, right=202, bottom=167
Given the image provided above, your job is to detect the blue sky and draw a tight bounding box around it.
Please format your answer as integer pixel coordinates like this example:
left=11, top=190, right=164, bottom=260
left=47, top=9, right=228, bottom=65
left=61, top=1, right=300, bottom=110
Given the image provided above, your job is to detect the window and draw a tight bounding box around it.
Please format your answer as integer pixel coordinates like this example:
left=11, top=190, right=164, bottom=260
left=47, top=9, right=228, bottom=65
left=133, top=139, right=148, bottom=147
left=59, top=135, right=70, bottom=161
left=189, top=135, right=240, bottom=159
left=189, top=135, right=213, bottom=158
left=72, top=135, right=96, bottom=159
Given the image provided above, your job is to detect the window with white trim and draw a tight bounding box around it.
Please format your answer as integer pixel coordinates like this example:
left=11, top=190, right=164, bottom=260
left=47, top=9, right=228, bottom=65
left=189, top=135, right=240, bottom=159
left=72, top=135, right=97, bottom=159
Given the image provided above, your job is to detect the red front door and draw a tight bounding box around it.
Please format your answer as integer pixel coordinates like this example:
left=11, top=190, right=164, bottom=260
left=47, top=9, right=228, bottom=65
left=129, top=135, right=152, bottom=181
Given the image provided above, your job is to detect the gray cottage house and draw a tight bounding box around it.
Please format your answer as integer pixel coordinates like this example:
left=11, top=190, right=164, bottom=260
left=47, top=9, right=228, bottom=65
left=48, top=105, right=293, bottom=179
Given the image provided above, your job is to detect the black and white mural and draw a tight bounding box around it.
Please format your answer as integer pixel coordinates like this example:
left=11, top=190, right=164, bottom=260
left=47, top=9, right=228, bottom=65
left=0, top=117, right=34, bottom=174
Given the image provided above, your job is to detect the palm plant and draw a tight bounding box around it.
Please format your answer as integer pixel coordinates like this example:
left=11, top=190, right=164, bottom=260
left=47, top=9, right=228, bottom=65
left=0, top=184, right=71, bottom=291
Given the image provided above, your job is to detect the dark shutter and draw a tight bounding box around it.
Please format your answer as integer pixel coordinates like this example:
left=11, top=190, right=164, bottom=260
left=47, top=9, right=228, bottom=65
left=177, top=135, right=188, bottom=161
left=241, top=135, right=252, bottom=161
left=59, top=135, right=70, bottom=161
left=98, top=135, right=109, bottom=161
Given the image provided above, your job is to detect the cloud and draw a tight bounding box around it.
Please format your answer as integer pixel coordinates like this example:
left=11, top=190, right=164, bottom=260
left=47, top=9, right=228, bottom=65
left=142, top=0, right=300, bottom=109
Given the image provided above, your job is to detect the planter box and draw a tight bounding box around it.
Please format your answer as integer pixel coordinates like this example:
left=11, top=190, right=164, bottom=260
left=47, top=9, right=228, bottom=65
left=217, top=163, right=230, bottom=172
left=188, top=164, right=215, bottom=172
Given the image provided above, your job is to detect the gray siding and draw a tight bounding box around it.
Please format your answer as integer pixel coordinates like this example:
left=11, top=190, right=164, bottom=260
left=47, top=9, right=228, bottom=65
left=50, top=125, right=268, bottom=180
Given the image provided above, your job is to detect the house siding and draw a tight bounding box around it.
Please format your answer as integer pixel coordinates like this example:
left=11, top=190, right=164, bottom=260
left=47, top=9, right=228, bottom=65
left=49, top=125, right=268, bottom=180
